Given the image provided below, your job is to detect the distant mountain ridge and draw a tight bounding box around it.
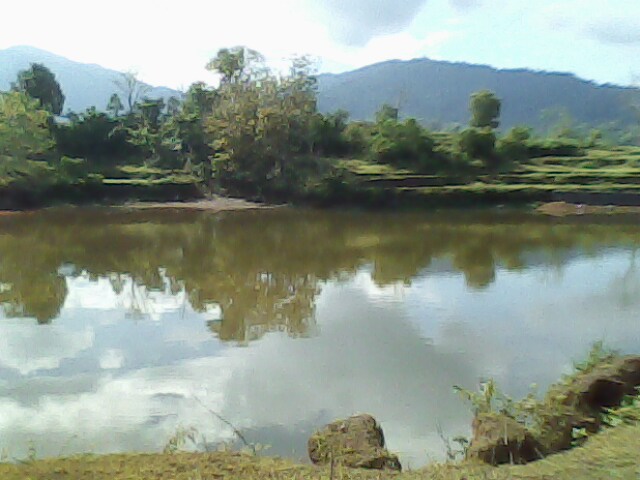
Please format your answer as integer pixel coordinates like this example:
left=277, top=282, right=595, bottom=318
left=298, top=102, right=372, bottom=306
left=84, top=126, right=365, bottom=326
left=1, top=46, right=638, bottom=130
left=317, top=58, right=639, bottom=130
left=0, top=46, right=181, bottom=113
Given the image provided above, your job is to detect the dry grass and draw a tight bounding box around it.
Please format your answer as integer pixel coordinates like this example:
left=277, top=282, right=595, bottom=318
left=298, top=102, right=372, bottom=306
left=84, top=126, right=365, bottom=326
left=1, top=423, right=637, bottom=479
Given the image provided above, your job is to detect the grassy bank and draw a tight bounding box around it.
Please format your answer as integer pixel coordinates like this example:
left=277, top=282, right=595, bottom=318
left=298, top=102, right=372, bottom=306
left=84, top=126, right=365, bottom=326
left=6, top=145, right=640, bottom=211
left=329, top=145, right=640, bottom=209
left=0, top=422, right=637, bottom=479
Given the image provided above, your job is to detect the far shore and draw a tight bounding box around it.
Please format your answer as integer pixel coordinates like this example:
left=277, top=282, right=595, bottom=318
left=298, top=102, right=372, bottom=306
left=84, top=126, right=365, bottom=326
left=121, top=196, right=283, bottom=213
left=536, top=201, right=640, bottom=216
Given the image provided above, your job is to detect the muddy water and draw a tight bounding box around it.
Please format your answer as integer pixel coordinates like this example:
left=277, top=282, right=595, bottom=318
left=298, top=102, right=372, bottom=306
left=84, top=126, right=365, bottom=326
left=0, top=207, right=639, bottom=467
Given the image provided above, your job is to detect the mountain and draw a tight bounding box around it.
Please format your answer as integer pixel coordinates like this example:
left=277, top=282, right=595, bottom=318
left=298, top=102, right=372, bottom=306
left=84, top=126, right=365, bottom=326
left=0, top=46, right=181, bottom=113
left=317, top=58, right=639, bottom=130
left=1, top=46, right=638, bottom=130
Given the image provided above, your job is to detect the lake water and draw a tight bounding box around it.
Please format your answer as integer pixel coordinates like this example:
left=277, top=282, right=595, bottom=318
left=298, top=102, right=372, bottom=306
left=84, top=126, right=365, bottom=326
left=1, top=207, right=639, bottom=467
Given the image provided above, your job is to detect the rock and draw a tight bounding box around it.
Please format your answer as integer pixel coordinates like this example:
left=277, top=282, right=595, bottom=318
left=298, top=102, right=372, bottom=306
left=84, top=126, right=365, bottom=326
left=308, top=414, right=401, bottom=471
left=467, top=413, right=544, bottom=465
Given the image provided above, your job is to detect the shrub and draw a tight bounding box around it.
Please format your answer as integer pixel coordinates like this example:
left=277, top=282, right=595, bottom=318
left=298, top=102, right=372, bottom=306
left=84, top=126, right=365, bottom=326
left=458, top=128, right=497, bottom=169
left=497, top=126, right=531, bottom=162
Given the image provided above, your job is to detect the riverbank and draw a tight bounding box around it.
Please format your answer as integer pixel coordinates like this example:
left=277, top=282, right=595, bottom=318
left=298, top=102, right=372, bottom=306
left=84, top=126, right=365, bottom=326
left=0, top=422, right=636, bottom=479
left=537, top=201, right=640, bottom=216
left=122, top=196, right=281, bottom=213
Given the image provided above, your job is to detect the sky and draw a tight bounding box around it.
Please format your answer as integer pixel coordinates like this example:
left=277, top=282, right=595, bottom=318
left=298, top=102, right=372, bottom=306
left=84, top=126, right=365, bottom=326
left=1, top=0, right=640, bottom=89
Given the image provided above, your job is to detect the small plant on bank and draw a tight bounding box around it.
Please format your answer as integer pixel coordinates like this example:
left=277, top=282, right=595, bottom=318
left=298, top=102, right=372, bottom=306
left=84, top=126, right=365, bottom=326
left=603, top=388, right=640, bottom=427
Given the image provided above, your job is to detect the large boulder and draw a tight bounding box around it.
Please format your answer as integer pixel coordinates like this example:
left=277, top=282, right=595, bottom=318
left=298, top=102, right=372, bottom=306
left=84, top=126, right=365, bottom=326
left=467, top=413, right=544, bottom=465
left=307, top=414, right=401, bottom=471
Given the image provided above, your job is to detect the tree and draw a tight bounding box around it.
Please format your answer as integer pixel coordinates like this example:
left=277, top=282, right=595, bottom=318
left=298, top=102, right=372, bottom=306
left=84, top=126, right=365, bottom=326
left=0, top=91, right=53, bottom=167
left=13, top=63, right=65, bottom=115
left=371, top=118, right=436, bottom=170
left=459, top=127, right=497, bottom=168
left=206, top=51, right=318, bottom=194
left=166, top=96, right=182, bottom=117
left=470, top=90, right=501, bottom=129
left=114, top=71, right=150, bottom=113
left=497, top=126, right=531, bottom=162
left=206, top=47, right=266, bottom=85
left=107, top=93, right=124, bottom=117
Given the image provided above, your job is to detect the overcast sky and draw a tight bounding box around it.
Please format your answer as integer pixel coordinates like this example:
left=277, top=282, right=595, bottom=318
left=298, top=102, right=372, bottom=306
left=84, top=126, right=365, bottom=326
left=1, top=0, right=639, bottom=89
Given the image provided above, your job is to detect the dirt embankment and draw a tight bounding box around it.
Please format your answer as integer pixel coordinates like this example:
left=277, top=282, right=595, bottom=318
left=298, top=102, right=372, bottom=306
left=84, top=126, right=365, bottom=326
left=537, top=201, right=640, bottom=216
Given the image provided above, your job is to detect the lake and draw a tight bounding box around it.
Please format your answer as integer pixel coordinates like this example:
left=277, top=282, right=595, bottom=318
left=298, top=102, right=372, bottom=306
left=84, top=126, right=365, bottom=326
left=0, top=207, right=639, bottom=467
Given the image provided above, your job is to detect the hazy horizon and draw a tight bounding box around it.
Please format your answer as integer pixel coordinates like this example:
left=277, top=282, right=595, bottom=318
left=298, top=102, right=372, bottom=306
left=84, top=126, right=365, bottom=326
left=1, top=0, right=639, bottom=90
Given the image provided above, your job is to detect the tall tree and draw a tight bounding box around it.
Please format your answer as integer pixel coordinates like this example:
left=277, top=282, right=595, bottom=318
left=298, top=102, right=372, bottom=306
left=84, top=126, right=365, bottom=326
left=470, top=90, right=501, bottom=129
left=13, top=63, right=65, bottom=115
left=206, top=47, right=266, bottom=85
left=0, top=92, right=53, bottom=168
left=206, top=51, right=317, bottom=193
left=114, top=71, right=150, bottom=113
left=107, top=93, right=124, bottom=117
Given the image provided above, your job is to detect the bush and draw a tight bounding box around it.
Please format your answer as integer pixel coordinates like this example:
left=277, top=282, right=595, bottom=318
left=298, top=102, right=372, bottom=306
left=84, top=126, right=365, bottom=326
left=58, top=157, right=89, bottom=180
left=343, top=122, right=373, bottom=156
left=497, top=126, right=531, bottom=163
left=527, top=138, right=584, bottom=157
left=458, top=128, right=497, bottom=169
left=371, top=118, right=436, bottom=170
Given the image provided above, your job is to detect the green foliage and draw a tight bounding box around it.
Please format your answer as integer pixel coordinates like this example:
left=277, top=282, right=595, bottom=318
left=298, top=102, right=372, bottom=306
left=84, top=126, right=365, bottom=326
left=206, top=51, right=318, bottom=196
left=497, top=126, right=531, bottom=162
left=343, top=122, right=374, bottom=155
left=13, top=63, right=65, bottom=115
left=312, top=110, right=350, bottom=156
left=0, top=91, right=53, bottom=168
left=371, top=118, right=437, bottom=170
left=458, top=128, right=497, bottom=168
left=603, top=389, right=640, bottom=427
left=454, top=379, right=522, bottom=419
left=571, top=340, right=617, bottom=374
left=206, top=46, right=266, bottom=85
left=54, top=108, right=137, bottom=169
left=470, top=90, right=501, bottom=129
left=527, top=137, right=584, bottom=157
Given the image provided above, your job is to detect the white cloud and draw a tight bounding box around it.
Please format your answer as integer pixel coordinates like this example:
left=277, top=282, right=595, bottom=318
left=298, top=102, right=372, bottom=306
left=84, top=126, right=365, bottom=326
left=99, top=349, right=125, bottom=370
left=0, top=322, right=94, bottom=375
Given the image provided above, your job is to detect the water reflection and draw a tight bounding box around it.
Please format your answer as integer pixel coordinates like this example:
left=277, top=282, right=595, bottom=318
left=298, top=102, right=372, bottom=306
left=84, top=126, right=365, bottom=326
left=0, top=208, right=639, bottom=465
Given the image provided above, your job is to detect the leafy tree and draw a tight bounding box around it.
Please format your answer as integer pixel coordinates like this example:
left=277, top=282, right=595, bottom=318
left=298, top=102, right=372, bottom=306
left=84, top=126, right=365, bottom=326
left=206, top=51, right=317, bottom=195
left=470, top=90, right=501, bottom=129
left=459, top=127, right=497, bottom=168
left=497, top=126, right=531, bottom=162
left=0, top=91, right=53, bottom=167
left=371, top=117, right=436, bottom=170
left=312, top=110, right=350, bottom=156
left=13, top=63, right=65, bottom=115
left=206, top=47, right=266, bottom=85
left=54, top=107, right=135, bottom=168
left=114, top=71, right=150, bottom=113
left=183, top=82, right=217, bottom=115
left=107, top=93, right=124, bottom=117
left=124, top=97, right=181, bottom=167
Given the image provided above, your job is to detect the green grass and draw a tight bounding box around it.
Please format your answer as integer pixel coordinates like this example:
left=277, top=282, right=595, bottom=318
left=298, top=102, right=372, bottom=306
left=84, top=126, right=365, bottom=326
left=337, top=145, right=640, bottom=202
